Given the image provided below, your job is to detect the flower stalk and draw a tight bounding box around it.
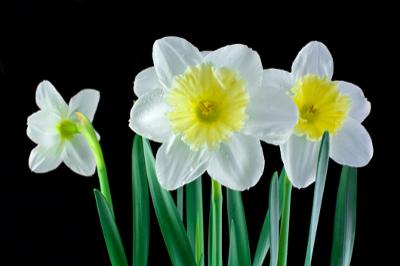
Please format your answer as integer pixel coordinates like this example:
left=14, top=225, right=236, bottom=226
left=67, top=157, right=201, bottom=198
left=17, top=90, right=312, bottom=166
left=76, top=112, right=114, bottom=214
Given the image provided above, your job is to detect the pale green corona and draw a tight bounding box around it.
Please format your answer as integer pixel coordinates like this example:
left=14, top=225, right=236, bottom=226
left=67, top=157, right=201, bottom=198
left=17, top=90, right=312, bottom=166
left=291, top=75, right=351, bottom=140
left=167, top=64, right=249, bottom=150
left=57, top=119, right=78, bottom=140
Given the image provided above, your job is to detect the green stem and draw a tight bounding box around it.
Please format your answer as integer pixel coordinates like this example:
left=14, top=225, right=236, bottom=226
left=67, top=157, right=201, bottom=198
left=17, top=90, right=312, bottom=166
left=277, top=173, right=292, bottom=266
left=209, top=179, right=222, bottom=266
left=75, top=112, right=114, bottom=214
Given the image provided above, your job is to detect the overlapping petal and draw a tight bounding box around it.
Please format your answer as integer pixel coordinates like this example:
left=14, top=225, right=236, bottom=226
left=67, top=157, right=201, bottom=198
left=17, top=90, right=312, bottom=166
left=204, top=44, right=263, bottom=97
left=134, top=67, right=162, bottom=97
left=292, top=41, right=334, bottom=80
left=36, top=80, right=68, bottom=115
left=337, top=81, right=371, bottom=122
left=207, top=134, right=264, bottom=191
left=153, top=37, right=202, bottom=89
left=244, top=69, right=298, bottom=145
left=129, top=88, right=171, bottom=143
left=330, top=118, right=373, bottom=167
left=63, top=135, right=97, bottom=176
left=155, top=136, right=209, bottom=190
left=68, top=89, right=100, bottom=121
left=280, top=135, right=320, bottom=188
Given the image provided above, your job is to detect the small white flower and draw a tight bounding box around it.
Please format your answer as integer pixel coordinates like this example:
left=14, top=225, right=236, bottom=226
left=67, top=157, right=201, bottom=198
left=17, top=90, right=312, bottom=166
left=27, top=80, right=100, bottom=176
left=262, top=41, right=373, bottom=188
left=129, top=37, right=298, bottom=191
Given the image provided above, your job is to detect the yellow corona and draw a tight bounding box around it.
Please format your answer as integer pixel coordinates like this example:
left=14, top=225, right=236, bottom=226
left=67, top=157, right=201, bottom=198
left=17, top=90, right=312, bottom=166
left=291, top=75, right=351, bottom=140
left=167, top=64, right=249, bottom=150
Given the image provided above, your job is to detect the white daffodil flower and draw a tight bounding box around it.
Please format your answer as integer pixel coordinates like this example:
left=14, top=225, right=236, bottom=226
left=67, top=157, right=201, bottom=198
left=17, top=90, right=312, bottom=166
left=27, top=80, right=100, bottom=176
left=262, top=41, right=373, bottom=188
left=129, top=36, right=298, bottom=191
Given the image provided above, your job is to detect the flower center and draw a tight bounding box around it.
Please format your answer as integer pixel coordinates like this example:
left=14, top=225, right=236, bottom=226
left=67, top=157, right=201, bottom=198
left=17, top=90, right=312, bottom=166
left=167, top=64, right=249, bottom=150
left=291, top=75, right=351, bottom=140
left=57, top=119, right=78, bottom=140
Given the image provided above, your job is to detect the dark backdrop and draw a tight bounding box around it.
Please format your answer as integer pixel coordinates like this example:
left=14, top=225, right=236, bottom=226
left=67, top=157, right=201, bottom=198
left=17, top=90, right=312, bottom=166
left=2, top=1, right=397, bottom=265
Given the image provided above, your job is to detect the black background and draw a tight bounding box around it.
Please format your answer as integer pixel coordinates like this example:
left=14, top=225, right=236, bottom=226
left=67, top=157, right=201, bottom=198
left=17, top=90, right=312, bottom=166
left=2, top=1, right=397, bottom=265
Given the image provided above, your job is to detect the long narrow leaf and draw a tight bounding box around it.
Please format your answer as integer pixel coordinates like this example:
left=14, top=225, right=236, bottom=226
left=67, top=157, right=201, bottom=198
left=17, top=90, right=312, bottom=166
left=227, top=189, right=251, bottom=266
left=132, top=135, right=150, bottom=266
left=304, top=132, right=330, bottom=266
left=142, top=139, right=196, bottom=266
left=94, top=189, right=128, bottom=266
left=186, top=178, right=204, bottom=265
left=208, top=179, right=223, bottom=266
left=228, top=220, right=239, bottom=266
left=277, top=171, right=292, bottom=266
left=177, top=187, right=184, bottom=220
left=253, top=169, right=286, bottom=266
left=269, top=173, right=279, bottom=266
left=330, top=166, right=357, bottom=266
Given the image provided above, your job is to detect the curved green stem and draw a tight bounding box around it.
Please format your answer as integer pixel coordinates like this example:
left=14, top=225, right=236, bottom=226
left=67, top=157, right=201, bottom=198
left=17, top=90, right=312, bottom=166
left=76, top=112, right=114, bottom=214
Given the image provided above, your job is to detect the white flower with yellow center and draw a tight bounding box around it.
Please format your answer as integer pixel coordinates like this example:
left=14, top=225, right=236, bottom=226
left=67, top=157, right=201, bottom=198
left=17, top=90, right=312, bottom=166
left=27, top=80, right=100, bottom=176
left=263, top=41, right=373, bottom=188
left=129, top=37, right=298, bottom=191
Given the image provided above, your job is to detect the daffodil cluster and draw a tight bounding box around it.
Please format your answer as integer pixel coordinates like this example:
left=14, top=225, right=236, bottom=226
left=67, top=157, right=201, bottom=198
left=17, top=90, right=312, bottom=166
left=26, top=37, right=373, bottom=266
left=129, top=37, right=373, bottom=190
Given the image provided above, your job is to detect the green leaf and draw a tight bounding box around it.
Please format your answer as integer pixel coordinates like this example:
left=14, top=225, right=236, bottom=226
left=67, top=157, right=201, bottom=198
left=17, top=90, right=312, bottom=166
left=228, top=220, right=239, bottom=266
left=208, top=179, right=223, bottom=266
left=304, top=132, right=330, bottom=266
left=277, top=171, right=292, bottom=266
left=227, top=189, right=251, bottom=266
left=94, top=189, right=128, bottom=266
left=132, top=135, right=150, bottom=266
left=177, top=187, right=184, bottom=220
left=186, top=178, right=204, bottom=265
left=142, top=139, right=196, bottom=266
left=269, top=173, right=279, bottom=266
left=330, top=166, right=357, bottom=266
left=253, top=169, right=286, bottom=266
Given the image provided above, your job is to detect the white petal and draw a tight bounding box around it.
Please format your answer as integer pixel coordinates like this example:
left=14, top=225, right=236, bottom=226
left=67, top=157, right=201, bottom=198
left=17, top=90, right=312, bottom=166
left=36, top=80, right=68, bottom=115
left=134, top=67, right=162, bottom=97
left=207, top=134, right=264, bottom=191
left=337, top=81, right=371, bottom=122
left=63, top=135, right=96, bottom=176
left=29, top=143, right=63, bottom=173
left=280, top=135, right=320, bottom=188
left=201, top=51, right=211, bottom=57
left=330, top=118, right=373, bottom=167
left=244, top=69, right=298, bottom=145
left=153, top=37, right=202, bottom=89
left=129, top=88, right=172, bottom=143
left=68, top=89, right=100, bottom=121
left=262, top=68, right=294, bottom=92
left=27, top=110, right=61, bottom=145
left=155, top=136, right=209, bottom=190
left=204, top=44, right=263, bottom=97
left=292, top=41, right=334, bottom=80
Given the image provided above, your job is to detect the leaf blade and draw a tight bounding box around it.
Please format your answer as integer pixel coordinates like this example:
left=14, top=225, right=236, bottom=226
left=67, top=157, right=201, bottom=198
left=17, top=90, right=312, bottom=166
left=269, top=173, right=279, bottom=266
left=330, top=166, right=357, bottom=266
left=142, top=138, right=196, bottom=266
left=304, top=132, right=330, bottom=266
left=132, top=135, right=150, bottom=266
left=253, top=169, right=287, bottom=266
left=277, top=171, right=292, bottom=266
left=186, top=178, right=204, bottom=265
left=94, top=189, right=128, bottom=266
left=227, top=189, right=251, bottom=266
